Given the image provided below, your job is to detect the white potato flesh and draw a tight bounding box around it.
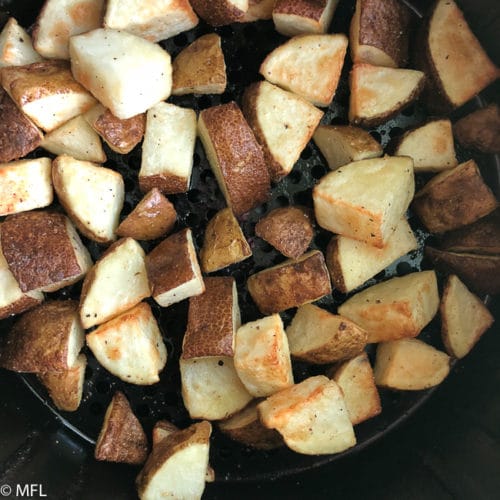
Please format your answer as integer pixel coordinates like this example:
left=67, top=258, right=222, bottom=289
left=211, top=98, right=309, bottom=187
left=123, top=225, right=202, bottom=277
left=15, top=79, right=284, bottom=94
left=0, top=17, right=43, bottom=67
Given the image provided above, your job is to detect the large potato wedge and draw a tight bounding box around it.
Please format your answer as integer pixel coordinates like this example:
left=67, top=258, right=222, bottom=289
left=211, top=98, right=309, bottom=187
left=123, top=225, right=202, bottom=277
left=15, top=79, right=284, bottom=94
left=286, top=303, right=367, bottom=364
left=0, top=17, right=42, bottom=68
left=374, top=338, right=450, bottom=390
left=69, top=28, right=172, bottom=119
left=338, top=271, right=439, bottom=343
left=95, top=391, right=148, bottom=465
left=0, top=300, right=84, bottom=372
left=247, top=250, right=332, bottom=315
left=258, top=375, right=356, bottom=455
left=234, top=314, right=294, bottom=397
left=0, top=211, right=92, bottom=293
left=313, top=156, right=414, bottom=248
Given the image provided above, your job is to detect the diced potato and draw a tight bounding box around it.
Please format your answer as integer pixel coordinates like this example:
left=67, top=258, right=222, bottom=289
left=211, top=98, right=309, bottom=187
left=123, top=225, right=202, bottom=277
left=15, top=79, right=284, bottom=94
left=286, top=303, right=367, bottom=364
left=182, top=276, right=240, bottom=359
left=33, top=0, right=104, bottom=59
left=272, top=0, right=339, bottom=37
left=0, top=88, right=43, bottom=163
left=326, top=217, right=417, bottom=293
left=234, top=314, right=294, bottom=397
left=104, top=0, right=198, bottom=42
left=412, top=159, right=498, bottom=233
left=441, top=275, right=494, bottom=359
left=374, top=338, right=450, bottom=390
left=87, top=302, right=167, bottom=384
left=313, top=124, right=382, bottom=171
left=1, top=60, right=97, bottom=132
left=84, top=104, right=146, bottom=154
left=0, top=17, right=43, bottom=67
left=116, top=188, right=177, bottom=241
left=52, top=155, right=124, bottom=243
left=0, top=300, right=84, bottom=372
left=38, top=353, right=86, bottom=412
left=218, top=400, right=284, bottom=449
left=0, top=211, right=92, bottom=293
left=79, top=237, right=150, bottom=329
left=180, top=356, right=253, bottom=420
left=313, top=156, right=414, bottom=248
left=69, top=28, right=172, bottom=119
left=329, top=352, right=382, bottom=425
left=198, top=102, right=270, bottom=216
left=189, top=0, right=248, bottom=26
left=240, top=0, right=275, bottom=22
left=0, top=158, right=53, bottom=216
left=247, top=250, right=332, bottom=315
left=349, top=0, right=412, bottom=68
left=242, top=80, right=323, bottom=181
left=259, top=34, right=348, bottom=107
left=146, top=228, right=205, bottom=308
left=416, top=0, right=499, bottom=113
left=136, top=421, right=211, bottom=500
left=338, top=271, right=439, bottom=343
left=172, top=34, right=226, bottom=96
left=139, top=102, right=197, bottom=195
left=255, top=206, right=313, bottom=260
left=258, top=375, right=356, bottom=455
left=393, top=119, right=457, bottom=173
left=42, top=115, right=106, bottom=163
left=199, top=207, right=252, bottom=273
left=95, top=391, right=148, bottom=465
left=349, top=63, right=425, bottom=127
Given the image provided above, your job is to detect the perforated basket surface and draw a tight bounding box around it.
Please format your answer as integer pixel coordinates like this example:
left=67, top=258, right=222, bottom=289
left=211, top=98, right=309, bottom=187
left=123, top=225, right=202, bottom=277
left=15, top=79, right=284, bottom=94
left=0, top=0, right=498, bottom=487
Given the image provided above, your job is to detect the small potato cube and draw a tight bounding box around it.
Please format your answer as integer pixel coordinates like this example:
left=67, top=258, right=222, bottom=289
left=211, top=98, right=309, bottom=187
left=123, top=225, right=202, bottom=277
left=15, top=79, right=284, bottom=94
left=180, top=356, right=253, bottom=420
left=172, top=34, right=226, bottom=96
left=326, top=217, right=417, bottom=293
left=33, top=0, right=104, bottom=59
left=199, top=207, right=252, bottom=273
left=393, top=119, right=457, bottom=173
left=95, top=391, right=148, bottom=465
left=242, top=81, right=323, bottom=182
left=198, top=101, right=270, bottom=217
left=255, top=206, right=313, bottom=259
left=0, top=158, right=53, bottom=216
left=139, top=102, right=197, bottom=195
left=286, top=304, right=367, bottom=364
left=104, top=0, right=198, bottom=42
left=258, top=375, right=356, bottom=455
left=87, top=302, right=167, bottom=385
left=79, top=237, right=150, bottom=329
left=272, top=0, right=339, bottom=37
left=234, top=314, right=294, bottom=397
left=0, top=88, right=43, bottom=163
left=0, top=300, right=84, bottom=372
left=0, top=211, right=92, bottom=293
left=313, top=124, right=382, bottom=171
left=69, top=28, right=172, bottom=119
left=260, top=34, right=348, bottom=107
left=330, top=352, right=381, bottom=425
left=1, top=60, right=97, bottom=132
left=338, top=271, right=439, bottom=343
left=218, top=400, right=284, bottom=450
left=146, top=228, right=205, bottom=308
left=116, top=188, right=177, bottom=241
left=441, top=275, right=494, bottom=359
left=0, top=17, right=43, bottom=68
left=247, top=250, right=332, bottom=315
left=136, top=421, right=211, bottom=500
left=412, top=159, right=498, bottom=234
left=313, top=156, right=414, bottom=248
left=182, top=276, right=240, bottom=359
left=189, top=0, right=248, bottom=26
left=52, top=155, right=124, bottom=244
left=38, top=353, right=86, bottom=412
left=374, top=339, right=450, bottom=390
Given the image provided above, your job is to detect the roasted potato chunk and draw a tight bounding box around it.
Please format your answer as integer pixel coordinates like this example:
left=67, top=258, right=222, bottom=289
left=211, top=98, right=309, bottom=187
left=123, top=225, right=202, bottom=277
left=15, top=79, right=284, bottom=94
left=189, top=0, right=248, bottom=26
left=0, top=17, right=42, bottom=68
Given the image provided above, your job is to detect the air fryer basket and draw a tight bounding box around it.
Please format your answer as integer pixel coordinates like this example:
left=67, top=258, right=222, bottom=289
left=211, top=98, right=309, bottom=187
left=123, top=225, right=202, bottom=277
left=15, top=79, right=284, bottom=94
left=0, top=0, right=498, bottom=493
